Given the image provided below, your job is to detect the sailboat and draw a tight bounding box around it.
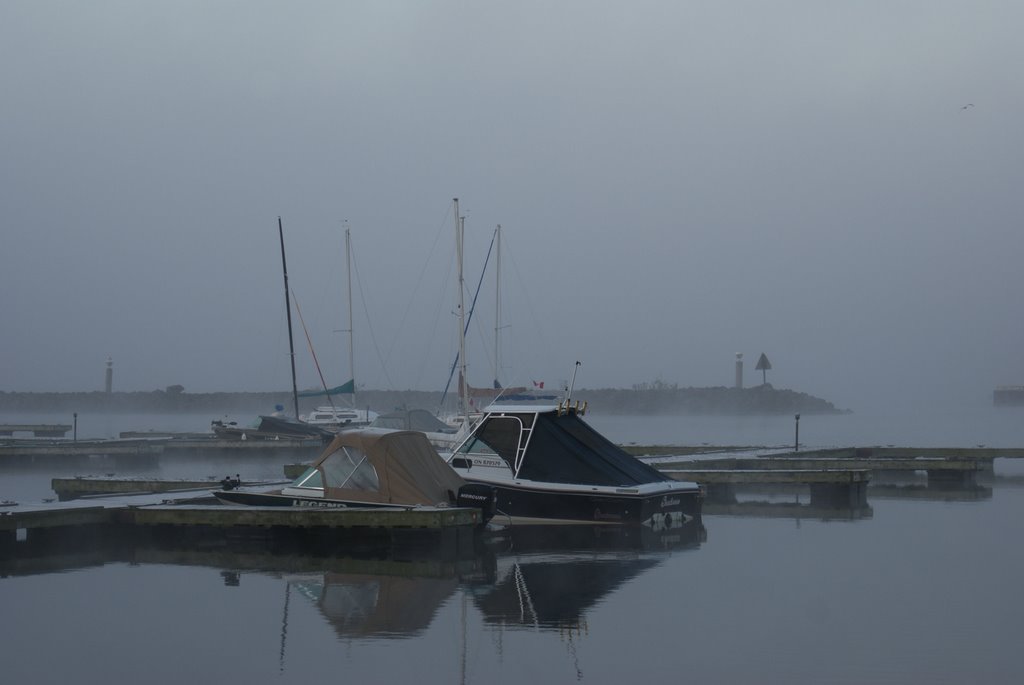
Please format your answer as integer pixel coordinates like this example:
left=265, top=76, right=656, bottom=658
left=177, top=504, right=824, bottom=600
left=299, top=226, right=377, bottom=429
left=440, top=230, right=704, bottom=527
left=212, top=218, right=335, bottom=442
left=436, top=199, right=485, bottom=433
left=441, top=219, right=552, bottom=431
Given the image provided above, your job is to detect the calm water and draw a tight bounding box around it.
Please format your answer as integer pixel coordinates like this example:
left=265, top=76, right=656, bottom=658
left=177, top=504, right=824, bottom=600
left=3, top=410, right=1024, bottom=684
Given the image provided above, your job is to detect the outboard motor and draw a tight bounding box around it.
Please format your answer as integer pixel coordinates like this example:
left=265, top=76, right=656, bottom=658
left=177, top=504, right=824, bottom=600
left=457, top=483, right=497, bottom=523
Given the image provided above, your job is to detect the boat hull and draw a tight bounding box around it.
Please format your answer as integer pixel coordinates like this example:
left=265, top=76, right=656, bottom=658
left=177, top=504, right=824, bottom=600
left=214, top=490, right=395, bottom=509
left=473, top=480, right=702, bottom=526
left=215, top=483, right=498, bottom=525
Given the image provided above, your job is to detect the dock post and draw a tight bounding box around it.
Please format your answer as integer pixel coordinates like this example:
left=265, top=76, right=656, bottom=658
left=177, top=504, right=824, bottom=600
left=794, top=414, right=800, bottom=452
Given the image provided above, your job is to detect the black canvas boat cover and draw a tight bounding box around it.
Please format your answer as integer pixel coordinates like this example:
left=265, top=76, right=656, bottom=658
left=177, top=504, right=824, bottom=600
left=475, top=410, right=672, bottom=486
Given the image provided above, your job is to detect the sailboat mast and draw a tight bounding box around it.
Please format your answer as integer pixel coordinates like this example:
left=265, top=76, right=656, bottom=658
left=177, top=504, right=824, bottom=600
left=278, top=217, right=300, bottom=419
left=345, top=225, right=356, bottom=409
left=493, top=224, right=501, bottom=388
left=455, top=198, right=469, bottom=420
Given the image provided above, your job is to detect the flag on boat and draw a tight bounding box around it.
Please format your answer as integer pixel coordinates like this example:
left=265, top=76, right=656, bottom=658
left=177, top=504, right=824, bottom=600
left=532, top=380, right=545, bottom=389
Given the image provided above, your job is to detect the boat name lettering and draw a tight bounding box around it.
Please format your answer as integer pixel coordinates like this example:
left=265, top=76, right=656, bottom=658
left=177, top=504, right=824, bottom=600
left=470, top=457, right=504, bottom=468
left=293, top=499, right=349, bottom=508
left=661, top=496, right=681, bottom=507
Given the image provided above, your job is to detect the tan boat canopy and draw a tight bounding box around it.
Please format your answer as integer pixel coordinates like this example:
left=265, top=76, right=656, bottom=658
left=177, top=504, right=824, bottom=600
left=305, top=428, right=466, bottom=506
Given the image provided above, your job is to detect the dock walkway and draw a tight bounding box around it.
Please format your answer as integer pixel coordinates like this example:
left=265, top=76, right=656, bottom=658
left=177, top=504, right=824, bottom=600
left=654, top=456, right=982, bottom=484
left=49, top=477, right=286, bottom=501
left=639, top=445, right=992, bottom=508
left=0, top=438, right=165, bottom=467
left=660, top=466, right=872, bottom=507
left=0, top=424, right=72, bottom=438
left=0, top=489, right=483, bottom=555
left=0, top=435, right=324, bottom=467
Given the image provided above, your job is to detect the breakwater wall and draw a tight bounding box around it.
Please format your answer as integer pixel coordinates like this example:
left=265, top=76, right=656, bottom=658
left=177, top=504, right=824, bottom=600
left=0, top=384, right=844, bottom=416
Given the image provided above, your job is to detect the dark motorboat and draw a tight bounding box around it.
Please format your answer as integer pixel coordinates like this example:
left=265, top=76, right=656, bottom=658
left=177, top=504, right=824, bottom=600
left=445, top=402, right=703, bottom=526
left=211, top=414, right=335, bottom=442
left=214, top=428, right=496, bottom=523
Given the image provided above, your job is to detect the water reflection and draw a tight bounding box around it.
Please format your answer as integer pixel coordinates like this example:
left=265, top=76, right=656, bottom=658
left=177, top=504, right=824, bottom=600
left=291, top=571, right=459, bottom=638
left=0, top=518, right=706, bottom=644
left=868, top=483, right=992, bottom=502
left=704, top=499, right=875, bottom=520
left=468, top=522, right=705, bottom=631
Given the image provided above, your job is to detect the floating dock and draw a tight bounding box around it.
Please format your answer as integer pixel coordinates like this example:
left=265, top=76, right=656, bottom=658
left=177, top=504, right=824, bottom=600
left=161, top=436, right=324, bottom=459
left=0, top=424, right=72, bottom=438
left=0, top=489, right=484, bottom=558
left=639, top=445, right=1002, bottom=509
left=49, top=477, right=284, bottom=501
left=660, top=466, right=872, bottom=507
left=0, top=435, right=324, bottom=468
left=0, top=438, right=164, bottom=467
left=656, top=456, right=982, bottom=486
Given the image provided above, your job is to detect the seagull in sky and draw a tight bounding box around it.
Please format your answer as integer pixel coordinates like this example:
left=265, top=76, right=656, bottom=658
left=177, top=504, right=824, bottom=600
left=961, top=103, right=974, bottom=110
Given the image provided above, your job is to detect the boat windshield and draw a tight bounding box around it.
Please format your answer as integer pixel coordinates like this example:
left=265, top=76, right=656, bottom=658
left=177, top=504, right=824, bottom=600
left=291, top=466, right=322, bottom=489
left=321, top=446, right=380, bottom=491
left=455, top=416, right=523, bottom=471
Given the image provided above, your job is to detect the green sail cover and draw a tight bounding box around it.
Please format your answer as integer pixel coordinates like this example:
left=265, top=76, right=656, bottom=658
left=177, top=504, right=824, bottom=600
left=297, top=379, right=355, bottom=397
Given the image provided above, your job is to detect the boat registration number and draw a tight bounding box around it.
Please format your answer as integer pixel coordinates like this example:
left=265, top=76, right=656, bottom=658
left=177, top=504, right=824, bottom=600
left=470, top=457, right=505, bottom=469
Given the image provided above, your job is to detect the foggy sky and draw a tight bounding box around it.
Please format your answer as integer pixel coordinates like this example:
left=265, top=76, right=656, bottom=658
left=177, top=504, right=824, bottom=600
left=2, top=1, right=1022, bottom=412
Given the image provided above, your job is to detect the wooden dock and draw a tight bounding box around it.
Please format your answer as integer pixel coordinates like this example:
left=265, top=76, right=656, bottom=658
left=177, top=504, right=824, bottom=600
left=627, top=444, right=1024, bottom=464
left=0, top=438, right=164, bottom=466
left=0, top=435, right=324, bottom=468
left=655, top=456, right=982, bottom=486
left=660, top=466, right=872, bottom=507
left=0, top=492, right=483, bottom=557
left=49, top=477, right=286, bottom=501
left=160, top=436, right=324, bottom=458
left=0, top=424, right=72, bottom=437
left=639, top=443, right=997, bottom=509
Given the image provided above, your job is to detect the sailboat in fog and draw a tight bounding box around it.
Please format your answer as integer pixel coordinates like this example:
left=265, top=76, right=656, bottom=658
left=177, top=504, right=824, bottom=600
left=299, top=225, right=377, bottom=429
